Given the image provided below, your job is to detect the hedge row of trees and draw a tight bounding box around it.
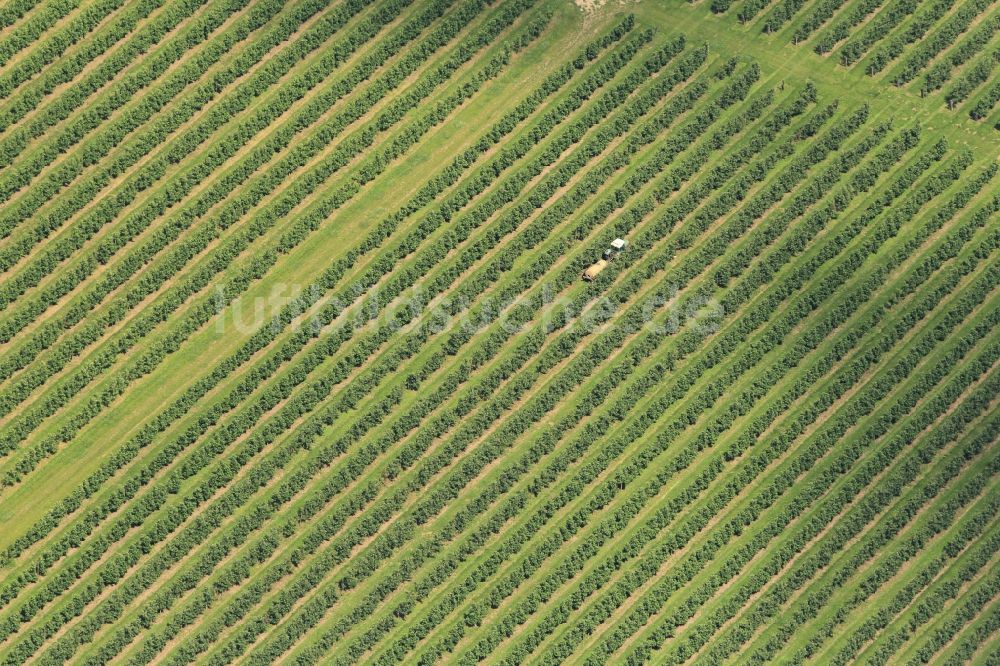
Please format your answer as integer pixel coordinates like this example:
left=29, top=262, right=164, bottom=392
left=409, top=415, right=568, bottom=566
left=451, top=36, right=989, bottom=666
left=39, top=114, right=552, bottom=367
left=736, top=0, right=773, bottom=24
left=861, top=0, right=957, bottom=73
left=736, top=0, right=771, bottom=24
left=662, top=163, right=996, bottom=665
left=812, top=0, right=887, bottom=53
left=0, top=14, right=634, bottom=612
left=968, top=76, right=1000, bottom=118
left=223, top=56, right=770, bottom=666
left=0, top=0, right=42, bottom=32
left=0, top=0, right=456, bottom=382
left=584, top=136, right=951, bottom=663
left=921, top=13, right=1000, bottom=93
left=0, top=0, right=170, bottom=135
left=0, top=0, right=243, bottom=227
left=944, top=48, right=1000, bottom=106
left=726, top=304, right=1000, bottom=666
left=0, top=0, right=337, bottom=312
left=657, top=163, right=996, bottom=666
left=865, top=519, right=998, bottom=664
left=838, top=0, right=920, bottom=66
left=508, top=127, right=941, bottom=666
left=0, top=0, right=534, bottom=464
left=0, top=0, right=327, bottom=250
left=374, top=80, right=920, bottom=664
left=310, top=83, right=808, bottom=665
left=822, top=486, right=1000, bottom=664
left=495, top=111, right=911, bottom=666
left=792, top=0, right=850, bottom=43
left=0, top=0, right=194, bottom=183
left=0, top=8, right=631, bottom=650
left=0, top=0, right=280, bottom=245
left=0, top=0, right=476, bottom=429
left=0, top=13, right=553, bottom=656
left=908, top=535, right=1000, bottom=663
left=889, top=0, right=992, bottom=84
left=760, top=0, right=808, bottom=34
left=154, top=33, right=714, bottom=666
left=0, top=0, right=106, bottom=69
left=709, top=0, right=735, bottom=14
left=0, top=0, right=540, bottom=608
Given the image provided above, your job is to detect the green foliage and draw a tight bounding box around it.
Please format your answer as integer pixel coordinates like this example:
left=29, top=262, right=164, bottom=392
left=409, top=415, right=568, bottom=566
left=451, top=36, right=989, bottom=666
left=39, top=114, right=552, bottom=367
left=890, top=0, right=993, bottom=84
left=0, top=4, right=996, bottom=664
left=812, top=0, right=886, bottom=52
left=0, top=0, right=97, bottom=69
left=944, top=48, right=1000, bottom=107
left=921, top=13, right=1000, bottom=93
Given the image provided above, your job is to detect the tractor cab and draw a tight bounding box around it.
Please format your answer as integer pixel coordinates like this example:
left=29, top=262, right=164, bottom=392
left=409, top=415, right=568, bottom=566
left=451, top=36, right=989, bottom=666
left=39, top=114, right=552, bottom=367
left=603, top=238, right=627, bottom=260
